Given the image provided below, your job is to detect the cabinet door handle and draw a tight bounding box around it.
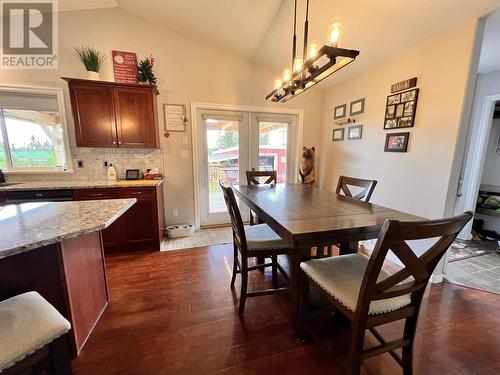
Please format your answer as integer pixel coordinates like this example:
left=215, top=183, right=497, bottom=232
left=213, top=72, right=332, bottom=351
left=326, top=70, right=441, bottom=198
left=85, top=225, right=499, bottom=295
left=112, top=141, right=117, bottom=145
left=118, top=141, right=122, bottom=145
left=90, top=193, right=104, bottom=197
left=36, top=193, right=43, bottom=197
left=130, top=191, right=143, bottom=195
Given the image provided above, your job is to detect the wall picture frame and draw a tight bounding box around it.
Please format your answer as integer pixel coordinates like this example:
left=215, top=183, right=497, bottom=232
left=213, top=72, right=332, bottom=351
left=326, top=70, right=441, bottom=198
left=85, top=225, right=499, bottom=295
left=384, top=132, right=410, bottom=152
left=384, top=88, right=419, bottom=129
left=332, top=128, right=345, bottom=142
left=347, top=124, right=362, bottom=140
left=350, top=98, right=365, bottom=116
left=334, top=104, right=346, bottom=120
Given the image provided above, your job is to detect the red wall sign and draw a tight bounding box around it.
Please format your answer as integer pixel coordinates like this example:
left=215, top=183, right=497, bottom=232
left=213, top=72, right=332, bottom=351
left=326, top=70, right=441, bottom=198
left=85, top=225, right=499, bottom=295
left=112, top=50, right=138, bottom=83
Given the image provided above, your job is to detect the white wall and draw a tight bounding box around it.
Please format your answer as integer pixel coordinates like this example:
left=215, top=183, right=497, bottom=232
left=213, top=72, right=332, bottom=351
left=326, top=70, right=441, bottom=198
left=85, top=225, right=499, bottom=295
left=0, top=7, right=323, bottom=225
left=481, top=118, right=500, bottom=187
left=318, top=20, right=480, bottom=220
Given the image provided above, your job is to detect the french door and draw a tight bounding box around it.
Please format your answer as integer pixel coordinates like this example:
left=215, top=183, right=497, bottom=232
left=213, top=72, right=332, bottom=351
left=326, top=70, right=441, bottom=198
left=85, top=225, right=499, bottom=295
left=196, top=108, right=297, bottom=227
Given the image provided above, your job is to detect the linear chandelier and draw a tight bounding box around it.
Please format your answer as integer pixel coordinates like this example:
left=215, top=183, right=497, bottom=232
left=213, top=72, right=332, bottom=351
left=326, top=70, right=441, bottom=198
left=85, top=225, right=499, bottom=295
left=266, top=0, right=359, bottom=103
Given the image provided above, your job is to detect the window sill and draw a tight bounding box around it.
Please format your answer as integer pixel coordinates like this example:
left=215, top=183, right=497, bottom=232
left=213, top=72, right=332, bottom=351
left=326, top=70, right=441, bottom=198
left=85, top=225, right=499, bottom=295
left=3, top=168, right=75, bottom=175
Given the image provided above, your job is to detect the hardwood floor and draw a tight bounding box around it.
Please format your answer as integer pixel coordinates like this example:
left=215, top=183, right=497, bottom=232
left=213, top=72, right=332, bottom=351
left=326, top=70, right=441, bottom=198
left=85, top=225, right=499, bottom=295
left=72, top=245, right=500, bottom=374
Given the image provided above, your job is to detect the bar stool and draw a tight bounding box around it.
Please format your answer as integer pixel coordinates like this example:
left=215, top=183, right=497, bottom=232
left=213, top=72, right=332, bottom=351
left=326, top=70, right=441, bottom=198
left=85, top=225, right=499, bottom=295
left=0, top=291, right=72, bottom=374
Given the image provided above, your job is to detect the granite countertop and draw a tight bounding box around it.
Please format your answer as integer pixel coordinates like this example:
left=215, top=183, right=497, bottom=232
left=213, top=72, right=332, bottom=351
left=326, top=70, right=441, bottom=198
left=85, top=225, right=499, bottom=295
left=0, top=179, right=163, bottom=192
left=0, top=199, right=136, bottom=259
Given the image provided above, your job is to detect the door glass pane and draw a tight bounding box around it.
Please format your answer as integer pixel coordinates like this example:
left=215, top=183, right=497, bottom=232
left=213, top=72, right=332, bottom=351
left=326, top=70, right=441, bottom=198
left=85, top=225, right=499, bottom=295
left=206, top=119, right=239, bottom=213
left=259, top=121, right=288, bottom=183
left=3, top=109, right=67, bottom=168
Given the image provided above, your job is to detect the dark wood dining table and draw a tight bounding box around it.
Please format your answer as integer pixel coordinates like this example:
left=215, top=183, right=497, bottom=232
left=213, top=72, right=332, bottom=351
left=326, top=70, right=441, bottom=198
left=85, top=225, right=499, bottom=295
left=233, top=183, right=422, bottom=335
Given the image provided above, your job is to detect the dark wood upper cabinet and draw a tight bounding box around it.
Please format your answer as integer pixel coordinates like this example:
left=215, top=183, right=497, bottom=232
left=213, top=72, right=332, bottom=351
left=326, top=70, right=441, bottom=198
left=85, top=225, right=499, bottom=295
left=63, top=78, right=159, bottom=148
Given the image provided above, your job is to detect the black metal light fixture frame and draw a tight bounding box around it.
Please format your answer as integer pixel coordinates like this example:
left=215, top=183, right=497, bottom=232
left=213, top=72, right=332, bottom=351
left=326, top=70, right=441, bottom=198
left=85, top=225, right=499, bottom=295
left=266, top=0, right=359, bottom=103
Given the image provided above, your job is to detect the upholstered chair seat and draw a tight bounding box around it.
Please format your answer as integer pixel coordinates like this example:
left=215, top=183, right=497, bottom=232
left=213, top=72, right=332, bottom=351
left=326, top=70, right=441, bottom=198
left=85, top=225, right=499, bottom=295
left=0, top=291, right=71, bottom=372
left=245, top=224, right=288, bottom=251
left=301, top=254, right=411, bottom=315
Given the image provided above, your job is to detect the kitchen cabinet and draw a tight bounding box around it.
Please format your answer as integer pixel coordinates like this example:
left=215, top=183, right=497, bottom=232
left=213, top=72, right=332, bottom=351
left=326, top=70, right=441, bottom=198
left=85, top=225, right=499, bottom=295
left=63, top=77, right=159, bottom=148
left=73, top=185, right=164, bottom=251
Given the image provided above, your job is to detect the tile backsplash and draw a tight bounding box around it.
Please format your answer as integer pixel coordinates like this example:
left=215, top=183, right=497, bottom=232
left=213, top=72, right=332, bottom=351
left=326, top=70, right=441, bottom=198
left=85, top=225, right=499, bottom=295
left=7, top=148, right=164, bottom=182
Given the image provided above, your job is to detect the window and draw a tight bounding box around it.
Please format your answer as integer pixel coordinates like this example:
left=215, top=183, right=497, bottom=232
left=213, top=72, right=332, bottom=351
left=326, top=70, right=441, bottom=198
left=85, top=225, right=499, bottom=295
left=0, top=87, right=71, bottom=172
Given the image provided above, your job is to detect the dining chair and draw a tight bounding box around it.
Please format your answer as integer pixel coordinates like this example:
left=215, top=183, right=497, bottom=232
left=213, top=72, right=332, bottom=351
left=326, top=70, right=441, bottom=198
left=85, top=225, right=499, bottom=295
left=245, top=169, right=277, bottom=225
left=220, top=181, right=289, bottom=315
left=320, top=176, right=378, bottom=257
left=299, top=212, right=472, bottom=375
left=335, top=175, right=378, bottom=203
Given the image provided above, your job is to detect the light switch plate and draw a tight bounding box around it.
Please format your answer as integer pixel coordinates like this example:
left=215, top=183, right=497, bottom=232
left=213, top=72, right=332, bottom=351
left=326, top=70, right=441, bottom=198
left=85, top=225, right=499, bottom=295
left=182, top=136, right=189, bottom=145
left=179, top=149, right=189, bottom=159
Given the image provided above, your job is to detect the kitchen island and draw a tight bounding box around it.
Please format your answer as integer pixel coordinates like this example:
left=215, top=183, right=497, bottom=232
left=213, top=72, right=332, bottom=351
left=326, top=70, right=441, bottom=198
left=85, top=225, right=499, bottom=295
left=0, top=199, right=135, bottom=356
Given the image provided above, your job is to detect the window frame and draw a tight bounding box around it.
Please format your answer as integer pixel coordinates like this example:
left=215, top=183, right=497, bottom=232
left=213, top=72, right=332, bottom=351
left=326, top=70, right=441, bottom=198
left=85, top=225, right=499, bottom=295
left=0, top=85, right=73, bottom=174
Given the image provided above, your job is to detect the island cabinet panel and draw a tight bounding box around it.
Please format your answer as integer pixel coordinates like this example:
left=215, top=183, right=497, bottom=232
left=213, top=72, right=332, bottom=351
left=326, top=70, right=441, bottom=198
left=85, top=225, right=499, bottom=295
left=0, top=231, right=108, bottom=357
left=73, top=185, right=164, bottom=251
left=60, top=231, right=108, bottom=354
left=63, top=77, right=158, bottom=149
left=0, top=191, right=5, bottom=203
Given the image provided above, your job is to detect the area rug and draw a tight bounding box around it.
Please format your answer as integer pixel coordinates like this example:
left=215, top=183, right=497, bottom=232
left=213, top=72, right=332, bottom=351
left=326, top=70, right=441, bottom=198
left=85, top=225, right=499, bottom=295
left=448, top=241, right=490, bottom=262
left=161, top=227, right=232, bottom=251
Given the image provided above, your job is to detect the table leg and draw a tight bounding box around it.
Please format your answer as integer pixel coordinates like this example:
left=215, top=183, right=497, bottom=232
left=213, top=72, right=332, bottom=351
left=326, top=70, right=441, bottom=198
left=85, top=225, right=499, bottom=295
left=339, top=241, right=359, bottom=255
left=290, top=246, right=311, bottom=337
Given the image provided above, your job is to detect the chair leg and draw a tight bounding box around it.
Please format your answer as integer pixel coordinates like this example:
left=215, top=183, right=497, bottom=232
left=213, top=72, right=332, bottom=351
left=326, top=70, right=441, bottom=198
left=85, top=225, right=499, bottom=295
left=238, top=257, right=248, bottom=315
left=349, top=321, right=365, bottom=375
left=271, top=254, right=278, bottom=285
left=230, top=243, right=238, bottom=288
left=402, top=316, right=418, bottom=375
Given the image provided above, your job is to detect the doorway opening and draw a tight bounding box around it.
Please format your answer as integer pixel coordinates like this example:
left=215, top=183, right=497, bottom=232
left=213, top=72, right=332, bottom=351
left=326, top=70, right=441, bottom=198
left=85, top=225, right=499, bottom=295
left=447, top=100, right=500, bottom=294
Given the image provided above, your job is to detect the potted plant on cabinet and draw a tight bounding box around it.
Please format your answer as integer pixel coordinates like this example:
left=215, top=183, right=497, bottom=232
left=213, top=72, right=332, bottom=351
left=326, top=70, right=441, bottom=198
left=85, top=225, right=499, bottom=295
left=137, top=55, right=157, bottom=85
left=74, top=46, right=106, bottom=80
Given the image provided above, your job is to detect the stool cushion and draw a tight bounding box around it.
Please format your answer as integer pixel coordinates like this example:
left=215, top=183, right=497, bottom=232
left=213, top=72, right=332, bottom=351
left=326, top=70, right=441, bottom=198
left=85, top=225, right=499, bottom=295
left=245, top=224, right=288, bottom=250
left=0, top=292, right=71, bottom=371
left=300, top=254, right=411, bottom=315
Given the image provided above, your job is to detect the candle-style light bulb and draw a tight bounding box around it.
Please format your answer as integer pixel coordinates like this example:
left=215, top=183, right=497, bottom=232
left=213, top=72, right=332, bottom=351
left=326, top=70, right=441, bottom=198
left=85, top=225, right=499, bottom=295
left=293, top=57, right=303, bottom=73
left=328, top=22, right=343, bottom=47
left=274, top=78, right=282, bottom=90
left=308, top=42, right=319, bottom=60
left=283, top=69, right=292, bottom=82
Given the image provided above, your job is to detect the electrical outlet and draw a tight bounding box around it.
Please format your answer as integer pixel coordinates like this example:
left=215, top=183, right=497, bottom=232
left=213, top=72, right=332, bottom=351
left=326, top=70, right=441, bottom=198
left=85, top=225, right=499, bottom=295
left=172, top=209, right=178, bottom=217
left=182, top=136, right=188, bottom=145
left=77, top=160, right=84, bottom=168
left=179, top=149, right=189, bottom=159
left=103, top=160, right=109, bottom=167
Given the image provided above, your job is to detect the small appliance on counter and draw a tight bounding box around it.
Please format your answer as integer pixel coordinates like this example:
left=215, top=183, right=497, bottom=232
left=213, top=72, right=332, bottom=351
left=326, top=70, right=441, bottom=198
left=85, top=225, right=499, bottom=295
left=125, top=169, right=141, bottom=180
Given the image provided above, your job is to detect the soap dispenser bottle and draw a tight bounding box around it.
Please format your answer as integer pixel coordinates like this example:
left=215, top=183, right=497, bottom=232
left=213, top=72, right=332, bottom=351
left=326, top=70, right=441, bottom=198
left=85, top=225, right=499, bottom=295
left=107, top=163, right=117, bottom=181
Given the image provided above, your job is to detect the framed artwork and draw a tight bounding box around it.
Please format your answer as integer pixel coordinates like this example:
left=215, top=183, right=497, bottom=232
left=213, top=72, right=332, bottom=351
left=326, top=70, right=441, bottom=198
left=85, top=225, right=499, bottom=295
left=384, top=132, right=410, bottom=152
left=347, top=125, right=362, bottom=140
left=350, top=98, right=365, bottom=116
left=384, top=88, right=419, bottom=129
left=332, top=128, right=345, bottom=142
left=334, top=104, right=346, bottom=120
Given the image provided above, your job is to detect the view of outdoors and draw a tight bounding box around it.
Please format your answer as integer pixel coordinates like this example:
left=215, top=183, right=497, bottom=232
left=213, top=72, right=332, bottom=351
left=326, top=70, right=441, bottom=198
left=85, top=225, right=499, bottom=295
left=206, top=119, right=288, bottom=214
left=0, top=109, right=67, bottom=169
left=207, top=119, right=240, bottom=213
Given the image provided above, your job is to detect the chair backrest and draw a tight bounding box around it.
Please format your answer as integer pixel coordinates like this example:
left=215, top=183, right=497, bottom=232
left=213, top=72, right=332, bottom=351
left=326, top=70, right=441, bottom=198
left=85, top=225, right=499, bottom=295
left=246, top=169, right=277, bottom=185
left=219, top=181, right=248, bottom=254
left=356, top=212, right=473, bottom=317
left=335, top=175, right=377, bottom=202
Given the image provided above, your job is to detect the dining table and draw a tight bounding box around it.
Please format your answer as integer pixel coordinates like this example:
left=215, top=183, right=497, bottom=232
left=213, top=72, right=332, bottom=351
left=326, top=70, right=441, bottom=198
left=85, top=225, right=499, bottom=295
left=233, top=183, right=423, bottom=335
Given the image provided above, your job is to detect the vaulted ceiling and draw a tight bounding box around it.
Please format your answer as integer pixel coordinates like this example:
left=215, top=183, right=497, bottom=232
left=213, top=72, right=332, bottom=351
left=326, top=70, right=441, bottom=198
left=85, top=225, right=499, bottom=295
left=62, top=0, right=500, bottom=86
